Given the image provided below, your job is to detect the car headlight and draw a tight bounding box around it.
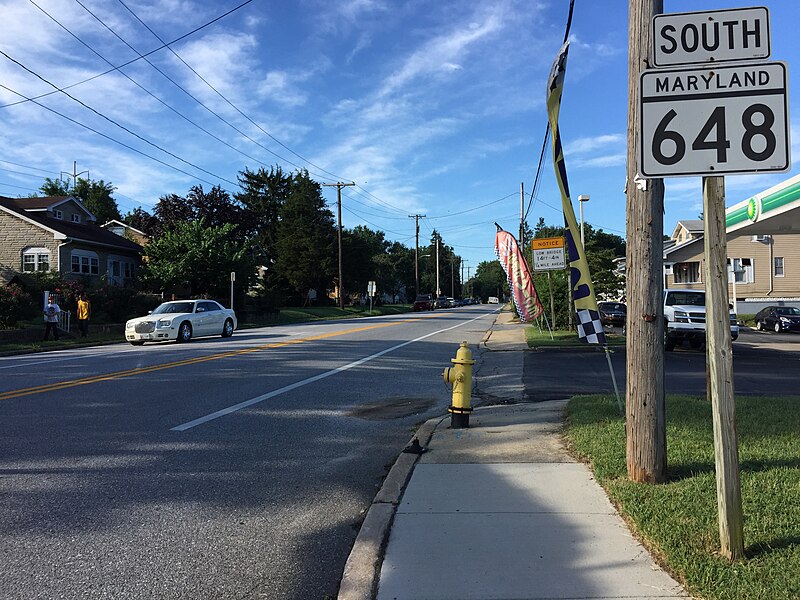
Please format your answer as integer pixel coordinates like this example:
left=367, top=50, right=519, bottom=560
left=674, top=310, right=689, bottom=323
left=780, top=317, right=791, bottom=323
left=730, top=314, right=737, bottom=323
left=126, top=321, right=134, bottom=329
left=157, top=319, right=172, bottom=328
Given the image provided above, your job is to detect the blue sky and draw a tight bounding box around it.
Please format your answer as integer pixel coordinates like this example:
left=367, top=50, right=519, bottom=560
left=1, top=0, right=798, bottom=273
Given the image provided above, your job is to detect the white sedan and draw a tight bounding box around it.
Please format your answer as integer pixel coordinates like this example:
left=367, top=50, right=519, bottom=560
left=125, top=300, right=237, bottom=345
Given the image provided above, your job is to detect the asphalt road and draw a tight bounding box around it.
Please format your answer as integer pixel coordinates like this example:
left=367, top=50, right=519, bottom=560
left=0, top=307, right=499, bottom=600
left=522, top=327, right=800, bottom=400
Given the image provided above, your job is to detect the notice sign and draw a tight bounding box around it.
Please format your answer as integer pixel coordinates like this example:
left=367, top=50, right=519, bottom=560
left=532, top=237, right=566, bottom=271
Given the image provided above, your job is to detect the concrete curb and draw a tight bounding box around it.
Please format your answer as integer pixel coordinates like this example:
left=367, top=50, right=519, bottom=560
left=337, top=416, right=445, bottom=600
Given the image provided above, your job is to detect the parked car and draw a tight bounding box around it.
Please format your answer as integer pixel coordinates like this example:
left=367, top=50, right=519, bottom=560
left=412, top=294, right=434, bottom=311
left=754, top=305, right=800, bottom=333
left=434, top=296, right=451, bottom=309
left=598, top=301, right=627, bottom=326
left=125, top=299, right=237, bottom=345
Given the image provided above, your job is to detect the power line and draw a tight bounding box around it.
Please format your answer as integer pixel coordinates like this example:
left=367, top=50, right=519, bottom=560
left=0, top=50, right=238, bottom=187
left=116, top=0, right=346, bottom=184
left=0, top=82, right=230, bottom=190
left=2, top=0, right=254, bottom=109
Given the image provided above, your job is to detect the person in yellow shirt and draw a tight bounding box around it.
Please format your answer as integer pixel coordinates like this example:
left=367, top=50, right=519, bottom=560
left=77, top=292, right=90, bottom=338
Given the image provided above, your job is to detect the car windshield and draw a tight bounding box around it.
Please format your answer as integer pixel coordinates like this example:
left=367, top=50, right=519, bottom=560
left=665, top=292, right=705, bottom=306
left=415, top=295, right=430, bottom=302
left=152, top=302, right=195, bottom=315
left=601, top=303, right=626, bottom=312
left=776, top=307, right=800, bottom=316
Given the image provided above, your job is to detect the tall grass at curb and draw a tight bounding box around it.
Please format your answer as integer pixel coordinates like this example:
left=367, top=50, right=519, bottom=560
left=565, top=394, right=800, bottom=600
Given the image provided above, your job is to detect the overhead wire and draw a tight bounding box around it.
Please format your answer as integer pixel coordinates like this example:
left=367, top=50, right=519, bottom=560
left=2, top=0, right=254, bottom=109
left=116, top=0, right=345, bottom=184
left=0, top=50, right=238, bottom=187
left=0, top=82, right=230, bottom=190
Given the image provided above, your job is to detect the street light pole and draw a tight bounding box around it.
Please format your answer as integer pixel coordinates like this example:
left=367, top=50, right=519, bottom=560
left=436, top=238, right=441, bottom=297
left=578, top=194, right=590, bottom=248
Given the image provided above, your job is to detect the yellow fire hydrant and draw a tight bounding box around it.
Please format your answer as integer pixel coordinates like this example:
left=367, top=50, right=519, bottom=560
left=443, top=341, right=476, bottom=428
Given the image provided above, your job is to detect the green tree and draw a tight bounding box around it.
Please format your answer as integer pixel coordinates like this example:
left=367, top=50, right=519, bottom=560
left=471, top=260, right=508, bottom=301
left=272, top=171, right=336, bottom=302
left=343, top=225, right=388, bottom=297
left=123, top=207, right=160, bottom=236
left=139, top=220, right=255, bottom=298
left=73, top=179, right=121, bottom=224
left=39, top=177, right=71, bottom=196
left=235, top=166, right=292, bottom=263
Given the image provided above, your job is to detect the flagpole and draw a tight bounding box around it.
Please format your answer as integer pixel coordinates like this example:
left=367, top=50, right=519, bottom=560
left=604, top=346, right=623, bottom=414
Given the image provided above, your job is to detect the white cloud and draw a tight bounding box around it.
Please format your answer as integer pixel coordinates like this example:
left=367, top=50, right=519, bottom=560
left=564, top=134, right=625, bottom=156
left=258, top=71, right=308, bottom=107
left=377, top=6, right=506, bottom=97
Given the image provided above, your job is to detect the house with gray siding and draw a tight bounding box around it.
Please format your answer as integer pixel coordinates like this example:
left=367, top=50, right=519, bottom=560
left=0, top=195, right=142, bottom=286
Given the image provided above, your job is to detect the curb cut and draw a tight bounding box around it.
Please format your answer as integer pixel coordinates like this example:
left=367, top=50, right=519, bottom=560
left=337, top=415, right=444, bottom=600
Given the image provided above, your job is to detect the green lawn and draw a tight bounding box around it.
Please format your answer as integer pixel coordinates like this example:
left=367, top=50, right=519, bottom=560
left=0, top=305, right=413, bottom=354
left=525, top=326, right=625, bottom=347
left=565, top=394, right=800, bottom=600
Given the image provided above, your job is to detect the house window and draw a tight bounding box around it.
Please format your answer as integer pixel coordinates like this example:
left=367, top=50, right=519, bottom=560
left=732, top=258, right=754, bottom=284
left=775, top=257, right=784, bottom=277
left=124, top=262, right=134, bottom=278
left=22, top=248, right=51, bottom=272
left=71, top=250, right=100, bottom=275
left=71, top=214, right=80, bottom=223
left=674, top=261, right=701, bottom=284
left=53, top=209, right=62, bottom=219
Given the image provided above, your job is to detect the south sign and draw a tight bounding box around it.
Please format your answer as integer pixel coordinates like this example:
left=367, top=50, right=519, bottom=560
left=653, top=7, right=770, bottom=67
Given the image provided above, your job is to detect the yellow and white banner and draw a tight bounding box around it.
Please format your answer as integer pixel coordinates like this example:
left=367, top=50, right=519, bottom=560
left=546, top=41, right=605, bottom=345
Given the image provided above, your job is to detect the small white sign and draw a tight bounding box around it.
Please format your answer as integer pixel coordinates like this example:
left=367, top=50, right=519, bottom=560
left=653, top=7, right=770, bottom=67
left=639, top=61, right=790, bottom=177
left=533, top=247, right=566, bottom=271
left=367, top=280, right=376, bottom=295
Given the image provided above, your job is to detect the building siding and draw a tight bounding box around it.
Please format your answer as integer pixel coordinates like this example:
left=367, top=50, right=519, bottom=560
left=0, top=212, right=60, bottom=274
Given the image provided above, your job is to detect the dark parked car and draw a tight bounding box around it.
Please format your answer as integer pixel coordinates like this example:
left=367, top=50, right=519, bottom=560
left=754, top=306, right=800, bottom=333
left=434, top=296, right=451, bottom=309
left=598, top=301, right=627, bottom=327
left=412, top=294, right=434, bottom=311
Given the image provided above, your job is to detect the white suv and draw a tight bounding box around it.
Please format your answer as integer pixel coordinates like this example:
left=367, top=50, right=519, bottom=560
left=664, top=289, right=738, bottom=351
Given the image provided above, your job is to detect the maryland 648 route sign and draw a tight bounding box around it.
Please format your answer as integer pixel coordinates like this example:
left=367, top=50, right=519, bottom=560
left=639, top=61, right=790, bottom=177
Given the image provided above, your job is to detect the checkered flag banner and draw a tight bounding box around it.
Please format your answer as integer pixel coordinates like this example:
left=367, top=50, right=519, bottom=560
left=547, top=40, right=606, bottom=346
left=576, top=308, right=606, bottom=345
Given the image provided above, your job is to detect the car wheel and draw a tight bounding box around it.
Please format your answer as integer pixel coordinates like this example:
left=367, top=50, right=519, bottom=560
left=130, top=341, right=145, bottom=346
left=178, top=322, right=192, bottom=343
left=664, top=324, right=676, bottom=351
left=221, top=319, right=234, bottom=338
left=774, top=322, right=781, bottom=333
left=756, top=320, right=763, bottom=331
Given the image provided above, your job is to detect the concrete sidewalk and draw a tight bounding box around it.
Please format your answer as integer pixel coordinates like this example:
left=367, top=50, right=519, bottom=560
left=338, top=310, right=688, bottom=600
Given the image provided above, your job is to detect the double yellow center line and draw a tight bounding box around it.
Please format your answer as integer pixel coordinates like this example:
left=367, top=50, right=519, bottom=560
left=0, top=316, right=437, bottom=401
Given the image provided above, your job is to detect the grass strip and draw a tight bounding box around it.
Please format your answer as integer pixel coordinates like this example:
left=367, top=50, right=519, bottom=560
left=525, top=326, right=625, bottom=347
left=564, top=394, right=800, bottom=600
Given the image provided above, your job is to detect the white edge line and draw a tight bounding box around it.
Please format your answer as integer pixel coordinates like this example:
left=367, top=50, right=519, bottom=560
left=171, top=310, right=497, bottom=432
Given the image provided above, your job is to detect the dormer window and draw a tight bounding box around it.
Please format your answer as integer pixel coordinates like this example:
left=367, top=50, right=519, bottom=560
left=71, top=214, right=81, bottom=223
left=53, top=209, right=63, bottom=219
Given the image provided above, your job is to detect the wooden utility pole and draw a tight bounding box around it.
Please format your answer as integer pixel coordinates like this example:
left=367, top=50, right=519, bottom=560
left=703, top=176, right=744, bottom=560
left=626, top=0, right=666, bottom=483
left=323, top=182, right=355, bottom=309
left=409, top=214, right=425, bottom=297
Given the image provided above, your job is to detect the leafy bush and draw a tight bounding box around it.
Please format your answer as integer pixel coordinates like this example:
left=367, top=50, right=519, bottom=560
left=0, top=284, right=33, bottom=328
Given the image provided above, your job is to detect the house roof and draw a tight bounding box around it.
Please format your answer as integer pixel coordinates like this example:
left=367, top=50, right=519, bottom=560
left=671, top=219, right=704, bottom=240
left=102, top=219, right=147, bottom=237
left=0, top=196, right=142, bottom=252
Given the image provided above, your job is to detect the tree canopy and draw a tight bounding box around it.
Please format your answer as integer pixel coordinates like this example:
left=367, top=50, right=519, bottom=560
left=40, top=177, right=121, bottom=224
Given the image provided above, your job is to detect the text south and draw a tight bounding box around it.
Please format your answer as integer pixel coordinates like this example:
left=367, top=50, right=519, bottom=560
left=655, top=70, right=770, bottom=94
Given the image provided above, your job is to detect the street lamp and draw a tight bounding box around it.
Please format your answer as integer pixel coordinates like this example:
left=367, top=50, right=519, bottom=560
left=578, top=194, right=590, bottom=248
